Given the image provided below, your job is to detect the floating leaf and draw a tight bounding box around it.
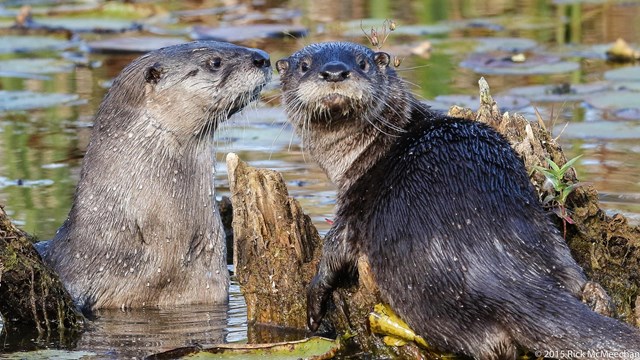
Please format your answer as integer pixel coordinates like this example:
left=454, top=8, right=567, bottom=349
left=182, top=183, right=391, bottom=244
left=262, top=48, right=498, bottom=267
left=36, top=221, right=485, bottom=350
left=472, top=37, right=538, bottom=53
left=0, top=90, right=80, bottom=112
left=0, top=35, right=74, bottom=54
left=0, top=58, right=75, bottom=76
left=432, top=94, right=530, bottom=112
left=146, top=337, right=339, bottom=360
left=29, top=17, right=141, bottom=33
left=342, top=19, right=457, bottom=37
left=0, top=350, right=96, bottom=360
left=87, top=36, right=187, bottom=54
left=460, top=52, right=580, bottom=75
left=502, top=82, right=610, bottom=102
left=584, top=91, right=640, bottom=110
left=191, top=24, right=307, bottom=42
left=553, top=121, right=640, bottom=139
left=604, top=66, right=640, bottom=82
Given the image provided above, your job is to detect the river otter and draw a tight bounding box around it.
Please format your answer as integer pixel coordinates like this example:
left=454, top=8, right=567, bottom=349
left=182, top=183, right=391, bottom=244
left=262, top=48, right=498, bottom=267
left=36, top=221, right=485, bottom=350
left=276, top=42, right=640, bottom=358
left=38, top=41, right=271, bottom=312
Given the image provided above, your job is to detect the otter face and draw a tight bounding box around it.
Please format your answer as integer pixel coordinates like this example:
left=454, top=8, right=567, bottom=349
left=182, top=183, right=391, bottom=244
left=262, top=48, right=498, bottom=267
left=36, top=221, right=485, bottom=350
left=106, top=41, right=272, bottom=138
left=276, top=42, right=391, bottom=126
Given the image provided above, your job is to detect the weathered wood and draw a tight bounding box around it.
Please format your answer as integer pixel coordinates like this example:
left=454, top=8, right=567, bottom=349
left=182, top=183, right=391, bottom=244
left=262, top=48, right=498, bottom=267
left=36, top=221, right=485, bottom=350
left=0, top=204, right=84, bottom=346
left=227, top=153, right=321, bottom=342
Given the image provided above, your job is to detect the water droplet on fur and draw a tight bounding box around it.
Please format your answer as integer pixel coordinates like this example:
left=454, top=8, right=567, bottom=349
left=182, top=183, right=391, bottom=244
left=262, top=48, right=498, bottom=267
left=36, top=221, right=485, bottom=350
left=98, top=266, right=104, bottom=272
left=174, top=170, right=178, bottom=175
left=75, top=253, right=80, bottom=259
left=206, top=283, right=210, bottom=289
left=121, top=226, right=126, bottom=231
left=146, top=282, right=150, bottom=287
left=466, top=219, right=471, bottom=225
left=157, top=267, right=161, bottom=273
left=167, top=278, right=171, bottom=283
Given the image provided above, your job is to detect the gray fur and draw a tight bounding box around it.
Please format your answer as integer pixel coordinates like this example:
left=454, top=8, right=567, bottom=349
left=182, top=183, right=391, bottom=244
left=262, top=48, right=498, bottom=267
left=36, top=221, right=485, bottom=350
left=39, top=41, right=271, bottom=312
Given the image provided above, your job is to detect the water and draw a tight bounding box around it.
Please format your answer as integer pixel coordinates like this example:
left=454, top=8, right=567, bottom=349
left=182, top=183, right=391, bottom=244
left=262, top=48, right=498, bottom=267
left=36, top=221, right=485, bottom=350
left=0, top=0, right=639, bottom=357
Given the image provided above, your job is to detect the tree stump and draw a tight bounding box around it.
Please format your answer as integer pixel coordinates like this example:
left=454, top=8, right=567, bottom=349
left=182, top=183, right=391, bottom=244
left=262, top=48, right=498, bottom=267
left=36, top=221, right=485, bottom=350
left=227, top=153, right=321, bottom=342
left=0, top=204, right=84, bottom=348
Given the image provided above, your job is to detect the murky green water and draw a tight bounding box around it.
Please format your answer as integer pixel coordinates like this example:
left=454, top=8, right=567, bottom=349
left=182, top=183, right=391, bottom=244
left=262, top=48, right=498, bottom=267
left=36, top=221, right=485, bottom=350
left=1, top=0, right=639, bottom=357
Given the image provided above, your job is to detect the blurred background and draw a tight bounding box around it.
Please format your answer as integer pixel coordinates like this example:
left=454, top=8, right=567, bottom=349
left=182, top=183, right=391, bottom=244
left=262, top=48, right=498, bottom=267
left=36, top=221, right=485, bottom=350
left=0, top=0, right=639, bottom=356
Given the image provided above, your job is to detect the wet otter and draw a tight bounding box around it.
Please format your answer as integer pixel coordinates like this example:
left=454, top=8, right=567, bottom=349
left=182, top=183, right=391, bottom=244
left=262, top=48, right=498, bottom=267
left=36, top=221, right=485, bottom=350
left=38, top=41, right=271, bottom=312
left=276, top=42, right=640, bottom=358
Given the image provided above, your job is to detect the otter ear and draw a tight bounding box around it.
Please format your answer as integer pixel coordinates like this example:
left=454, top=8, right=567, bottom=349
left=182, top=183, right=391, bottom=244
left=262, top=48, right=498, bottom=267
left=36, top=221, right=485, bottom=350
left=373, top=52, right=391, bottom=68
left=144, top=62, right=164, bottom=84
left=276, top=59, right=290, bottom=74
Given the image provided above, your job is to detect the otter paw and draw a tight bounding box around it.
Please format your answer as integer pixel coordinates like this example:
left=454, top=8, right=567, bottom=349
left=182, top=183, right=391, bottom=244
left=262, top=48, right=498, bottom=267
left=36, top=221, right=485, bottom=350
left=307, top=275, right=332, bottom=332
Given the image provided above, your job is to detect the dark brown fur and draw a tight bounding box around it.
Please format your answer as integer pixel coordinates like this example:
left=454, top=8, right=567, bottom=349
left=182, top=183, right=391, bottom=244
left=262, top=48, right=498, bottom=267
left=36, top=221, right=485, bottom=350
left=277, top=42, right=640, bottom=359
left=38, top=41, right=271, bottom=312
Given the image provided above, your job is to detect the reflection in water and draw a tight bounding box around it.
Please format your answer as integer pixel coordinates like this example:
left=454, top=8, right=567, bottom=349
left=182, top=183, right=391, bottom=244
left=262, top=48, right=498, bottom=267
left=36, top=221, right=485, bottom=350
left=0, top=0, right=639, bottom=356
left=0, top=278, right=246, bottom=358
left=74, top=279, right=246, bottom=359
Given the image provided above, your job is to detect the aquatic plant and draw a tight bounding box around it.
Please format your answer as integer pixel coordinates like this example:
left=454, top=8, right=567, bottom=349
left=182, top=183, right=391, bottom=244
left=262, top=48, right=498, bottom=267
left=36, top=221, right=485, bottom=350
left=535, top=155, right=583, bottom=238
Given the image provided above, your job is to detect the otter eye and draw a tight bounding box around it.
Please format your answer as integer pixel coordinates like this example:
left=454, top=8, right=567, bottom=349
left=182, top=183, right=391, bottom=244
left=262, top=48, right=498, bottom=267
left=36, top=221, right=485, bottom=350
left=358, top=58, right=368, bottom=71
left=207, top=57, right=222, bottom=71
left=300, top=60, right=310, bottom=73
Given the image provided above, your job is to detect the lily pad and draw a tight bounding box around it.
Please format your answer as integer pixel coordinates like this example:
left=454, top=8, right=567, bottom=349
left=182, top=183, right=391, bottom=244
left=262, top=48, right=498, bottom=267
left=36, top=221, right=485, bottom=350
left=146, top=337, right=339, bottom=360
left=431, top=94, right=530, bottom=112
left=554, top=121, right=640, bottom=139
left=29, top=17, right=141, bottom=33
left=0, top=90, right=80, bottom=112
left=503, top=82, right=611, bottom=102
left=584, top=91, right=640, bottom=110
left=472, top=37, right=538, bottom=53
left=0, top=58, right=75, bottom=78
left=190, top=24, right=308, bottom=42
left=614, top=82, right=640, bottom=92
left=0, top=350, right=96, bottom=360
left=614, top=108, right=640, bottom=120
left=604, top=66, right=640, bottom=82
left=0, top=35, right=73, bottom=54
left=460, top=52, right=580, bottom=75
left=87, top=36, right=187, bottom=54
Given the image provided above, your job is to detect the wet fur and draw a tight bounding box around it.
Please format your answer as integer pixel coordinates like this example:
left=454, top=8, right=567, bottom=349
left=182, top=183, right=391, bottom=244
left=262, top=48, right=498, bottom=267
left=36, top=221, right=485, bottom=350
left=39, top=41, right=271, bottom=312
left=277, top=42, right=640, bottom=358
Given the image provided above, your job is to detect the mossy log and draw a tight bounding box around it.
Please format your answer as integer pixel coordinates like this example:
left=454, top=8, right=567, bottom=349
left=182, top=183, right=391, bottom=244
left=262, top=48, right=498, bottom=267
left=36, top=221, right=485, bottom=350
left=227, top=78, right=639, bottom=357
left=0, top=204, right=84, bottom=347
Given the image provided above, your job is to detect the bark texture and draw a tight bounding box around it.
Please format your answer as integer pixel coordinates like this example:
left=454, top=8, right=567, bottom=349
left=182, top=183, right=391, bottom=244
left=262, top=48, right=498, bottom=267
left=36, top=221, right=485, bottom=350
left=0, top=204, right=84, bottom=347
left=227, top=153, right=322, bottom=342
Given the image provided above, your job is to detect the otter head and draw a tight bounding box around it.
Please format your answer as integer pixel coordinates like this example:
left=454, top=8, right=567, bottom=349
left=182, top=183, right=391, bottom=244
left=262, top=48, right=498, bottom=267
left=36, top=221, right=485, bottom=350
left=277, top=42, right=414, bottom=189
left=276, top=42, right=398, bottom=129
left=100, top=41, right=272, bottom=138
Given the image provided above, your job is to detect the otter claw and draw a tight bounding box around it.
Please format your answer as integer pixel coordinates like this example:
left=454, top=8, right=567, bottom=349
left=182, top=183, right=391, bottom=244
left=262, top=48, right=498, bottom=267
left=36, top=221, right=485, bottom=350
left=307, top=275, right=332, bottom=331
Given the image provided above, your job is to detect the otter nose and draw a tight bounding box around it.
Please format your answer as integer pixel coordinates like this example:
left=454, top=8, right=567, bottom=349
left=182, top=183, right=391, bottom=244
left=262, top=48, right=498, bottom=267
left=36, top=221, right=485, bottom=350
left=251, top=49, right=271, bottom=68
left=320, top=61, right=351, bottom=82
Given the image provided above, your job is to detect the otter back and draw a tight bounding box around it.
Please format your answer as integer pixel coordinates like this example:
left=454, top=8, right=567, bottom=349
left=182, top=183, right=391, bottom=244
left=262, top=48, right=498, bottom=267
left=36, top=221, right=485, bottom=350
left=276, top=41, right=640, bottom=358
